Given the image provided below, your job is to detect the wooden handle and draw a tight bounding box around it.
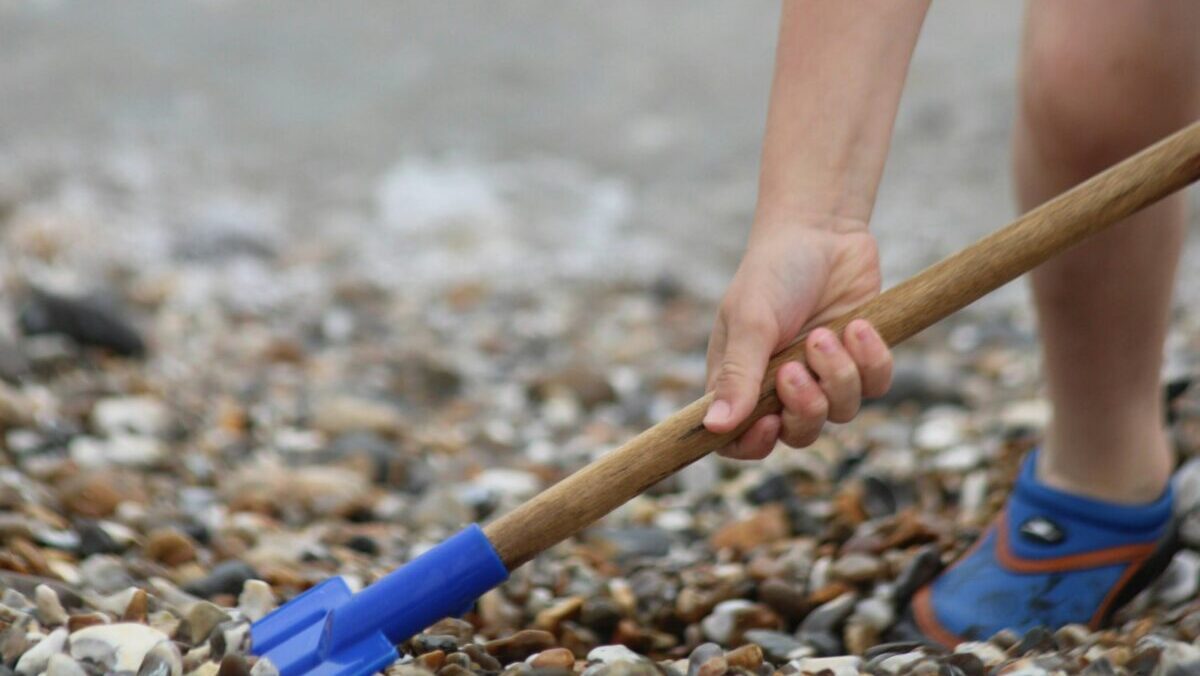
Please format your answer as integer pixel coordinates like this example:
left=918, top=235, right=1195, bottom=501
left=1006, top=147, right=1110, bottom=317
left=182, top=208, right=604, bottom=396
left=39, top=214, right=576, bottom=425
left=485, top=119, right=1200, bottom=570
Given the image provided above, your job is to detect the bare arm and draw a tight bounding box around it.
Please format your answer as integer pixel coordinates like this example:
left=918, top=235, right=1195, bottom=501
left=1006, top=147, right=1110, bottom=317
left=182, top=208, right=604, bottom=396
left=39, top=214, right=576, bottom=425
left=756, top=0, right=930, bottom=226
left=705, top=1, right=929, bottom=458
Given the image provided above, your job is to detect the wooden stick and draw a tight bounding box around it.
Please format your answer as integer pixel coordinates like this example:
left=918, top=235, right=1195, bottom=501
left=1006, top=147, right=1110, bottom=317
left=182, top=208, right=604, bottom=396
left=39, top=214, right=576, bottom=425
left=485, top=119, right=1200, bottom=570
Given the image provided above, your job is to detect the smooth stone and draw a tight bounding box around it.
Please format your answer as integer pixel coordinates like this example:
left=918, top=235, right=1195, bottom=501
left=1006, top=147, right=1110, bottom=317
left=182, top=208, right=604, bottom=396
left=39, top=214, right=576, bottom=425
left=1177, top=459, right=1200, bottom=514
left=411, top=634, right=459, bottom=655
left=485, top=630, right=557, bottom=664
left=472, top=469, right=541, bottom=500
left=184, top=560, right=259, bottom=599
left=831, top=554, right=883, bottom=584
left=236, top=581, right=275, bottom=623
left=76, top=522, right=125, bottom=557
left=912, top=409, right=967, bottom=451
left=137, top=639, right=183, bottom=676
left=1151, top=550, right=1200, bottom=607
left=944, top=652, right=985, bottom=676
left=14, top=628, right=68, bottom=675
left=144, top=528, right=199, bottom=567
left=186, top=602, right=232, bottom=644
left=216, top=654, right=250, bottom=676
left=18, top=288, right=145, bottom=356
left=44, top=654, right=87, bottom=676
left=35, top=585, right=69, bottom=626
left=786, top=655, right=861, bottom=676
left=724, top=644, right=763, bottom=671
left=686, top=643, right=722, bottom=676
left=954, top=642, right=1006, bottom=668
left=79, top=555, right=134, bottom=593
left=1158, top=640, right=1200, bottom=675
left=527, top=648, right=575, bottom=670
left=851, top=597, right=895, bottom=632
left=593, top=527, right=673, bottom=559
left=92, top=396, right=170, bottom=437
left=798, top=592, right=858, bottom=635
left=742, top=630, right=805, bottom=663
left=934, top=445, right=984, bottom=473
left=587, top=645, right=645, bottom=664
left=69, top=623, right=169, bottom=672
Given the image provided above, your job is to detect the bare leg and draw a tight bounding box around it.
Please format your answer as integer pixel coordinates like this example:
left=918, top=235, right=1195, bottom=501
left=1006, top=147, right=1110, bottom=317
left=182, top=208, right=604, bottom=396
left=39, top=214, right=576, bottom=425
left=1016, top=0, right=1200, bottom=503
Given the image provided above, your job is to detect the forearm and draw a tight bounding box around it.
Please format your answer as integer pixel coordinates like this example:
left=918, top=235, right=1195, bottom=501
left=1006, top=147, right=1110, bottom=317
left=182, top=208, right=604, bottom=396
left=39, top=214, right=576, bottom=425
left=755, top=0, right=930, bottom=229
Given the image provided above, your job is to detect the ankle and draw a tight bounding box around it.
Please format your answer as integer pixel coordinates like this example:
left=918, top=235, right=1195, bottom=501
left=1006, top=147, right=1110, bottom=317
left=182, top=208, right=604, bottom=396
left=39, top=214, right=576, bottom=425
left=1036, top=432, right=1173, bottom=505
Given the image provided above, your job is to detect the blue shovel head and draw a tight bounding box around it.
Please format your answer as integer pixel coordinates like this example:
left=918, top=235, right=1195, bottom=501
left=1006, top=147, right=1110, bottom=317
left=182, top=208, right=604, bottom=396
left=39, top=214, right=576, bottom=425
left=250, top=525, right=509, bottom=676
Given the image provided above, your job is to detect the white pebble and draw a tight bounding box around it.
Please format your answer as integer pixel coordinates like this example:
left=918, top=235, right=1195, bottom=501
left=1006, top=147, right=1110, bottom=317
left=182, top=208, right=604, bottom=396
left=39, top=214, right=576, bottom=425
left=15, top=627, right=68, bottom=675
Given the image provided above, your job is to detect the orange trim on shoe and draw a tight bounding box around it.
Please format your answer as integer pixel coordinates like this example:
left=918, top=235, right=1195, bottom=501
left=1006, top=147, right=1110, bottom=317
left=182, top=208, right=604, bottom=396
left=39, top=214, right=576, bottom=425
left=911, top=585, right=967, bottom=649
left=993, top=509, right=1156, bottom=574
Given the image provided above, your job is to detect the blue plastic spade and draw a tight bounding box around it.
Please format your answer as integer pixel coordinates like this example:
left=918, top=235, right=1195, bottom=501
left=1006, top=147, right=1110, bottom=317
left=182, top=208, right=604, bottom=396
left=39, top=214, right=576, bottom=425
left=250, top=120, right=1200, bottom=674
left=250, top=525, right=508, bottom=675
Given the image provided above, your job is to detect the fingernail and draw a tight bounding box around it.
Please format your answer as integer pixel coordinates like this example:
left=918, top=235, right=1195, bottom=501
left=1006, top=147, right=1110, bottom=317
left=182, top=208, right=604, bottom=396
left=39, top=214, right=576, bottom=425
left=705, top=400, right=731, bottom=426
left=815, top=331, right=835, bottom=353
left=788, top=365, right=809, bottom=389
left=854, top=321, right=873, bottom=342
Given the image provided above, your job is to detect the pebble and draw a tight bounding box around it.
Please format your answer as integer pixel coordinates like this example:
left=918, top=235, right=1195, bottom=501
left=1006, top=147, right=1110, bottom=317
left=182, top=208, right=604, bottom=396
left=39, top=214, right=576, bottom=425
left=35, top=585, right=69, bottom=626
left=236, top=581, right=276, bottom=623
left=527, top=648, right=575, bottom=670
left=1150, top=550, right=1200, bottom=607
left=587, top=645, right=645, bottom=664
left=186, top=602, right=232, bottom=644
left=92, top=396, right=170, bottom=437
left=144, top=528, right=199, bottom=566
left=137, top=640, right=183, bottom=676
left=742, top=630, right=805, bottom=663
left=787, top=655, right=861, bottom=676
left=14, top=628, right=68, bottom=676
left=799, top=592, right=858, bottom=635
left=18, top=288, right=145, bottom=356
left=44, top=654, right=87, bottom=676
left=184, top=561, right=259, bottom=599
left=830, top=553, right=883, bottom=584
left=68, top=623, right=170, bottom=672
left=485, top=630, right=556, bottom=664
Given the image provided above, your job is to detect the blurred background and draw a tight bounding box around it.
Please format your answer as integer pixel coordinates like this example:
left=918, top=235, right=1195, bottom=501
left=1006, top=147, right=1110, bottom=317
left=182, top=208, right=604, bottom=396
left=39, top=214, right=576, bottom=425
left=0, top=2, right=1032, bottom=302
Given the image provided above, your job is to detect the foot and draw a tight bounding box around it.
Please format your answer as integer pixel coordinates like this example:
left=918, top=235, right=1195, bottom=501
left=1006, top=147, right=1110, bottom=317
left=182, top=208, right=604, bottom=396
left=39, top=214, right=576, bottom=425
left=910, top=450, right=1176, bottom=646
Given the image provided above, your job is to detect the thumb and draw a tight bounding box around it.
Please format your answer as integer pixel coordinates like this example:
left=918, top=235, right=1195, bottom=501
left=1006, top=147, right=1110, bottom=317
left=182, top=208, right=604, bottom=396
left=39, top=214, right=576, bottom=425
left=704, top=313, right=776, bottom=434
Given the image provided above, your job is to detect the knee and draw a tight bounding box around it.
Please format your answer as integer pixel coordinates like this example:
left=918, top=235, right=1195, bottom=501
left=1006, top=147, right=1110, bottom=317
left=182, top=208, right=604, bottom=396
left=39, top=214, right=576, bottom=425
left=1019, top=32, right=1200, bottom=174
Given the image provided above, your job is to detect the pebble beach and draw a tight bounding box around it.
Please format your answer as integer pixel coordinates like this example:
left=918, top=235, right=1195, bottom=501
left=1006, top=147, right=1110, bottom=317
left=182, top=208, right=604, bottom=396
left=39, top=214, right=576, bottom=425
left=4, top=3, right=1200, bottom=676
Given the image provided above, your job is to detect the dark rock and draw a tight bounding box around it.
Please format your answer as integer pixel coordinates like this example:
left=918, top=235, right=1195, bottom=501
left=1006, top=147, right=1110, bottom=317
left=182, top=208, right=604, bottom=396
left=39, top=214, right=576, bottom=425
left=412, top=634, right=460, bottom=655
left=945, top=652, right=985, bottom=676
left=798, top=592, right=857, bottom=635
left=579, top=598, right=623, bottom=638
left=795, top=630, right=841, bottom=657
left=215, top=654, right=251, bottom=676
left=891, top=546, right=943, bottom=607
left=1013, top=626, right=1055, bottom=656
left=744, top=475, right=793, bottom=505
left=18, top=288, right=145, bottom=357
left=183, top=560, right=258, bottom=598
left=0, top=341, right=29, bottom=383
left=343, top=534, right=380, bottom=556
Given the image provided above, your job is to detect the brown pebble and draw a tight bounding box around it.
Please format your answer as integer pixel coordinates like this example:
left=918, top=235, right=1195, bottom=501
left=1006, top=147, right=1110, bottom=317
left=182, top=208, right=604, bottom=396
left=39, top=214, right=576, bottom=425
left=437, top=665, right=472, bottom=676
left=843, top=619, right=878, bottom=655
left=416, top=650, right=446, bottom=671
left=484, top=629, right=557, bottom=664
left=709, top=505, right=789, bottom=553
left=60, top=471, right=142, bottom=518
left=530, top=647, right=576, bottom=669
left=68, top=612, right=110, bottom=632
left=144, top=528, right=198, bottom=566
left=725, top=644, right=763, bottom=671
left=534, top=596, right=583, bottom=632
left=216, top=654, right=251, bottom=676
left=11, top=538, right=51, bottom=576
left=122, top=589, right=148, bottom=622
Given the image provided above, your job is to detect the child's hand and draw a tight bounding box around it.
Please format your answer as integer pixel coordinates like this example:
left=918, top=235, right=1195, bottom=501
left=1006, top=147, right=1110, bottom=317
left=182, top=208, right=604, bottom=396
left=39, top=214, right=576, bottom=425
left=704, top=215, right=893, bottom=459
